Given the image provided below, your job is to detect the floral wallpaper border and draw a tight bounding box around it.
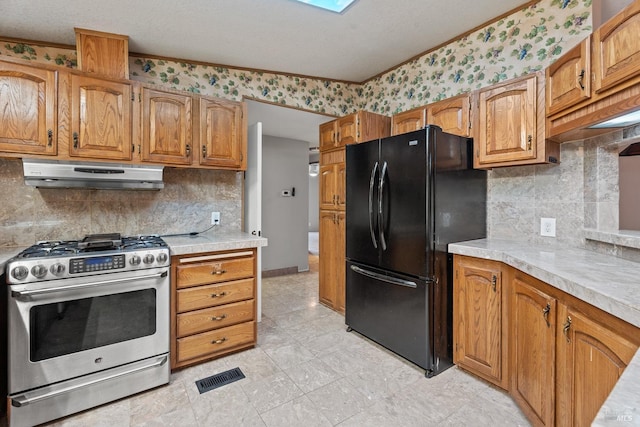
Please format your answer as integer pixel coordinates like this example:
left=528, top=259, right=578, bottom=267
left=0, top=0, right=592, bottom=117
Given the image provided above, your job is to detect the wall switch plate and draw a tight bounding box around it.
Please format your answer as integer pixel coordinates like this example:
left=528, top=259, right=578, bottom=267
left=540, top=217, right=556, bottom=237
left=211, top=211, right=221, bottom=225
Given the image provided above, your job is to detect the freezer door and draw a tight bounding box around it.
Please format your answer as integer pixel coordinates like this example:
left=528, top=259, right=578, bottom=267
left=345, top=261, right=431, bottom=370
left=346, top=139, right=381, bottom=266
left=378, top=129, right=431, bottom=278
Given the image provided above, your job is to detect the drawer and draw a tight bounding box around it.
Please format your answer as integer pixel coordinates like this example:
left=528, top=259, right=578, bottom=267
left=176, top=321, right=255, bottom=363
left=177, top=252, right=254, bottom=289
left=177, top=299, right=254, bottom=337
left=177, top=278, right=254, bottom=312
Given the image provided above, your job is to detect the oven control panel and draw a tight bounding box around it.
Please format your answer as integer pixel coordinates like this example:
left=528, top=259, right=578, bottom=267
left=70, top=254, right=126, bottom=274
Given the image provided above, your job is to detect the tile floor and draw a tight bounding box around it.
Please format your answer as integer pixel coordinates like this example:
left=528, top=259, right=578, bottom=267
left=27, top=265, right=531, bottom=426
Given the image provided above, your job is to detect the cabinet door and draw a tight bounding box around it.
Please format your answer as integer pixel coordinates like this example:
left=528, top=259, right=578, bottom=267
left=427, top=94, right=470, bottom=137
left=477, top=76, right=537, bottom=165
left=319, top=210, right=337, bottom=308
left=511, top=275, right=556, bottom=427
left=336, top=113, right=357, bottom=146
left=198, top=97, right=245, bottom=169
left=320, top=164, right=338, bottom=210
left=391, top=108, right=425, bottom=136
left=593, top=1, right=640, bottom=93
left=556, top=305, right=638, bottom=427
left=0, top=62, right=57, bottom=155
left=319, top=120, right=336, bottom=150
left=70, top=74, right=133, bottom=160
left=334, top=211, right=346, bottom=313
left=141, top=87, right=193, bottom=165
left=546, top=38, right=591, bottom=116
left=453, top=257, right=506, bottom=389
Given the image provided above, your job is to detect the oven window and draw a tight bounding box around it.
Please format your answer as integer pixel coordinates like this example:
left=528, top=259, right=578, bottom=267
left=29, top=289, right=157, bottom=362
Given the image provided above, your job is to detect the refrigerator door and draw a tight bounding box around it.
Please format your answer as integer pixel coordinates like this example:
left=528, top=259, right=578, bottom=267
left=377, top=128, right=432, bottom=278
left=345, top=139, right=381, bottom=267
left=345, top=260, right=431, bottom=370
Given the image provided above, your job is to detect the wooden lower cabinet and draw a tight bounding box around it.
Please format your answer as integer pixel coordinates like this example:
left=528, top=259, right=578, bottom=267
left=453, top=255, right=507, bottom=389
left=555, top=303, right=638, bottom=427
left=453, top=255, right=640, bottom=427
left=171, top=249, right=257, bottom=370
left=511, top=273, right=557, bottom=426
left=319, top=210, right=345, bottom=313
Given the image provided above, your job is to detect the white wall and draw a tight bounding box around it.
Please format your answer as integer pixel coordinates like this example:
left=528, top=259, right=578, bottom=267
left=261, top=135, right=309, bottom=272
left=308, top=168, right=319, bottom=232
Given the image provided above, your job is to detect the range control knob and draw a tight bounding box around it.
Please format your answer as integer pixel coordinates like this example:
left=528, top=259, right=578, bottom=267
left=156, top=252, right=168, bottom=264
left=50, top=263, right=66, bottom=276
left=130, top=255, right=141, bottom=266
left=11, top=266, right=29, bottom=281
left=143, top=254, right=155, bottom=264
left=31, top=264, right=48, bottom=279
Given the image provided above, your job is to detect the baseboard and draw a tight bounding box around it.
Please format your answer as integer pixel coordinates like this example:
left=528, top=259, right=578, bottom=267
left=261, top=266, right=298, bottom=277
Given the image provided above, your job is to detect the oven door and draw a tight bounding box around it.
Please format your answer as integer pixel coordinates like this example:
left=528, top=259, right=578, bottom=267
left=7, top=266, right=169, bottom=394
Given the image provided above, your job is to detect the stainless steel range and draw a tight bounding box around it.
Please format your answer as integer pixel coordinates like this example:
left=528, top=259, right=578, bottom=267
left=5, top=233, right=170, bottom=427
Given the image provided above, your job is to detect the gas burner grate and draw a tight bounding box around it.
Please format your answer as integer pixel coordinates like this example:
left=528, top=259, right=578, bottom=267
left=195, top=368, right=245, bottom=394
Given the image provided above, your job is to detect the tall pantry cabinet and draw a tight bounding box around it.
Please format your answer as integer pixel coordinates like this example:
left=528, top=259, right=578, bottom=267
left=318, top=111, right=390, bottom=313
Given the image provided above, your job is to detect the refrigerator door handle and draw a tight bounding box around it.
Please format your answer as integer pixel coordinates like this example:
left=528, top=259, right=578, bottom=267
left=368, top=161, right=379, bottom=249
left=378, top=161, right=388, bottom=251
left=350, top=265, right=417, bottom=288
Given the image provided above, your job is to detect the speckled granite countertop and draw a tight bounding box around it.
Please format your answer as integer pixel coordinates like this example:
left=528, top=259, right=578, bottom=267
left=162, top=231, right=267, bottom=256
left=448, top=239, right=640, bottom=427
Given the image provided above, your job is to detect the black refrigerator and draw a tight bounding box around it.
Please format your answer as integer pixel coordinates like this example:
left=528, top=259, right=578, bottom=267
left=345, top=125, right=486, bottom=377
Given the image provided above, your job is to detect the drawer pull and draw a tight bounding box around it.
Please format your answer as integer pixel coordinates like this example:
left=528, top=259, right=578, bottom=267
left=211, top=314, right=227, bottom=321
left=211, top=337, right=227, bottom=345
left=212, top=269, right=227, bottom=275
left=211, top=291, right=227, bottom=298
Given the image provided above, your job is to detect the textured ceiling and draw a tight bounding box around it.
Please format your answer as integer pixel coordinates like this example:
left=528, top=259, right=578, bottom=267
left=1, top=0, right=530, bottom=82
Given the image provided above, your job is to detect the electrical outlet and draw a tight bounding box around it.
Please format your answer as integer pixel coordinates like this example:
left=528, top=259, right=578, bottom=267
left=540, top=217, right=556, bottom=237
left=211, top=211, right=221, bottom=225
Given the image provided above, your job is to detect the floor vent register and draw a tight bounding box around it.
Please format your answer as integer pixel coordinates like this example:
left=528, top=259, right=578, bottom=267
left=195, top=367, right=246, bottom=394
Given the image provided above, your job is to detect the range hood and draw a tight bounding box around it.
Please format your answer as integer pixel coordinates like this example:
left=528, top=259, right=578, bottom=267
left=23, top=159, right=164, bottom=190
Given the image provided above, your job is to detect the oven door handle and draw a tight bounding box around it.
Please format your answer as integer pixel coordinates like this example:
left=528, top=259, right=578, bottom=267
left=11, top=355, right=168, bottom=407
left=11, top=270, right=168, bottom=298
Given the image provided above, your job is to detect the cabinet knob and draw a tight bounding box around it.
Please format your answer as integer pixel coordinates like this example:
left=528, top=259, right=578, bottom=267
left=491, top=275, right=497, bottom=292
left=562, top=316, right=572, bottom=342
left=73, top=132, right=79, bottom=149
left=578, top=69, right=586, bottom=90
left=211, top=314, right=227, bottom=321
left=211, top=269, right=227, bottom=275
left=47, top=129, right=53, bottom=146
left=211, top=337, right=227, bottom=345
left=186, top=144, right=191, bottom=157
left=527, top=135, right=532, bottom=150
left=210, top=291, right=227, bottom=298
left=542, top=303, right=551, bottom=327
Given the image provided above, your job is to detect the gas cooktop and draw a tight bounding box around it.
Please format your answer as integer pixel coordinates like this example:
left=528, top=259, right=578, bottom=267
left=17, top=233, right=167, bottom=259
left=6, top=233, right=170, bottom=284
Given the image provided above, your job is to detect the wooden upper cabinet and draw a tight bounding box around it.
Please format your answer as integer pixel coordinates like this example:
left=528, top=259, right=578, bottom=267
left=0, top=61, right=57, bottom=155
left=453, top=256, right=507, bottom=389
left=475, top=73, right=558, bottom=168
left=593, top=0, right=640, bottom=93
left=511, top=274, right=557, bottom=427
left=477, top=75, right=537, bottom=165
left=141, top=87, right=193, bottom=165
left=320, top=111, right=390, bottom=151
left=391, top=107, right=425, bottom=136
left=336, top=114, right=358, bottom=145
left=75, top=28, right=129, bottom=80
left=555, top=304, right=638, bottom=427
left=427, top=93, right=471, bottom=137
left=197, top=97, right=246, bottom=170
left=319, top=121, right=337, bottom=150
left=69, top=74, right=133, bottom=161
left=546, top=38, right=591, bottom=116
left=319, top=149, right=345, bottom=210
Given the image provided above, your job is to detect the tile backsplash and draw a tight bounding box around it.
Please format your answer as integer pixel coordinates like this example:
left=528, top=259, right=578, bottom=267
left=0, top=158, right=243, bottom=246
